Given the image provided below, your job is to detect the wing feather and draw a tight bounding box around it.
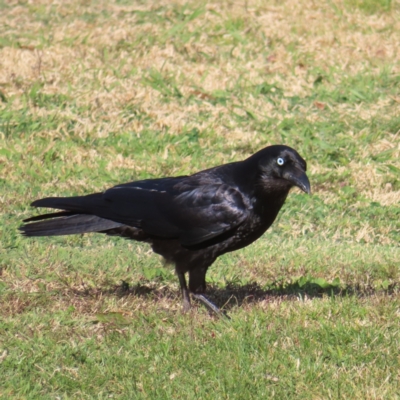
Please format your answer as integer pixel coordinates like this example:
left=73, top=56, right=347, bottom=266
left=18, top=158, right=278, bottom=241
left=103, top=178, right=250, bottom=245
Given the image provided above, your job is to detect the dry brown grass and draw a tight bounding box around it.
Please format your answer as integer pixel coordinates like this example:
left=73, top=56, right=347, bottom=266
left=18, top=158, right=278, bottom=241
left=1, top=0, right=399, bottom=129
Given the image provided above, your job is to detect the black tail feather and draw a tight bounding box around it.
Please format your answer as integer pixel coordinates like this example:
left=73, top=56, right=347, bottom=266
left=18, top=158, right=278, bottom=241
left=23, top=211, right=75, bottom=223
left=20, top=214, right=123, bottom=237
left=30, top=193, right=104, bottom=213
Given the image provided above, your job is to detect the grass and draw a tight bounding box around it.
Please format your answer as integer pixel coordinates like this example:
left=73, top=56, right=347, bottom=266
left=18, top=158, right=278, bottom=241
left=1, top=0, right=400, bottom=398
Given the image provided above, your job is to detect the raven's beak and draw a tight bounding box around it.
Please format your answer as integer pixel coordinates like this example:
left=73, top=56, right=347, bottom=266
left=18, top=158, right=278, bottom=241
left=284, top=169, right=311, bottom=194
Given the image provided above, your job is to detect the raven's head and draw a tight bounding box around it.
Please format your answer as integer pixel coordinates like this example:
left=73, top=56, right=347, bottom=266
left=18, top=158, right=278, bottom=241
left=257, top=145, right=311, bottom=195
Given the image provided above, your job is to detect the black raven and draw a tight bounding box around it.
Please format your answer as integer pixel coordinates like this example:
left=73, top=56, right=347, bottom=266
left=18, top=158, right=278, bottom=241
left=20, top=145, right=310, bottom=312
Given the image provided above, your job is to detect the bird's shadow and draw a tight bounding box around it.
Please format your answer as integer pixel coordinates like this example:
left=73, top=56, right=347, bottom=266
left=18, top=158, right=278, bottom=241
left=74, top=279, right=399, bottom=312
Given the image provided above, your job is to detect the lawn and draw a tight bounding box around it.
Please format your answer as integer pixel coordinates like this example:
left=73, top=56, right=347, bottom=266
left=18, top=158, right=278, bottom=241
left=1, top=0, right=399, bottom=398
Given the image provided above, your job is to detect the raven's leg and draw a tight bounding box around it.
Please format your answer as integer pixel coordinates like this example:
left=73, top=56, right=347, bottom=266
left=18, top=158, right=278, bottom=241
left=189, top=268, right=230, bottom=318
left=188, top=267, right=207, bottom=294
left=177, top=271, right=191, bottom=312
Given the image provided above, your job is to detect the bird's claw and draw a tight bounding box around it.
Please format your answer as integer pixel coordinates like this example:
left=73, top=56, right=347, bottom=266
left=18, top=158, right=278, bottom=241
left=191, top=293, right=231, bottom=320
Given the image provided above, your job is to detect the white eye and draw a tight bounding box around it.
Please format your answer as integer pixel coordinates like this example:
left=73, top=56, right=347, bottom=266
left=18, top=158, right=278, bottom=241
left=277, top=157, right=285, bottom=166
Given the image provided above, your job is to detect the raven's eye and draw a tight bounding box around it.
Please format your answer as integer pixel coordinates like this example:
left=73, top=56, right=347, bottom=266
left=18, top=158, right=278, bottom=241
left=277, top=157, right=285, bottom=166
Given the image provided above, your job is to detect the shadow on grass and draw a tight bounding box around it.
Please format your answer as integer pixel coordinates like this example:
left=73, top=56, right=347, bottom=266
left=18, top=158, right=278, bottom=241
left=74, top=279, right=400, bottom=312
left=190, top=281, right=398, bottom=311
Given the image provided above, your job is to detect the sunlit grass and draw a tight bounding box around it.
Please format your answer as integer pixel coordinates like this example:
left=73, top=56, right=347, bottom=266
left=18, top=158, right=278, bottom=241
left=1, top=0, right=400, bottom=398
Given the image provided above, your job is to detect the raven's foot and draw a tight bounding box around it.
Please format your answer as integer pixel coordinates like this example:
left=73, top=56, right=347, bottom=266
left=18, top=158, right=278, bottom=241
left=192, top=293, right=231, bottom=320
left=177, top=271, right=191, bottom=312
left=182, top=296, right=191, bottom=313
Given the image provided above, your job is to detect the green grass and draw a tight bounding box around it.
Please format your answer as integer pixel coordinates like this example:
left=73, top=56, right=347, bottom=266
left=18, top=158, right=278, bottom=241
left=1, top=0, right=400, bottom=398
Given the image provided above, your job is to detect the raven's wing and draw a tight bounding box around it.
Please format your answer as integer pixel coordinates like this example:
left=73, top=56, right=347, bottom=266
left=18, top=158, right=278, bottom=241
left=103, top=178, right=251, bottom=246
left=25, top=176, right=251, bottom=246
